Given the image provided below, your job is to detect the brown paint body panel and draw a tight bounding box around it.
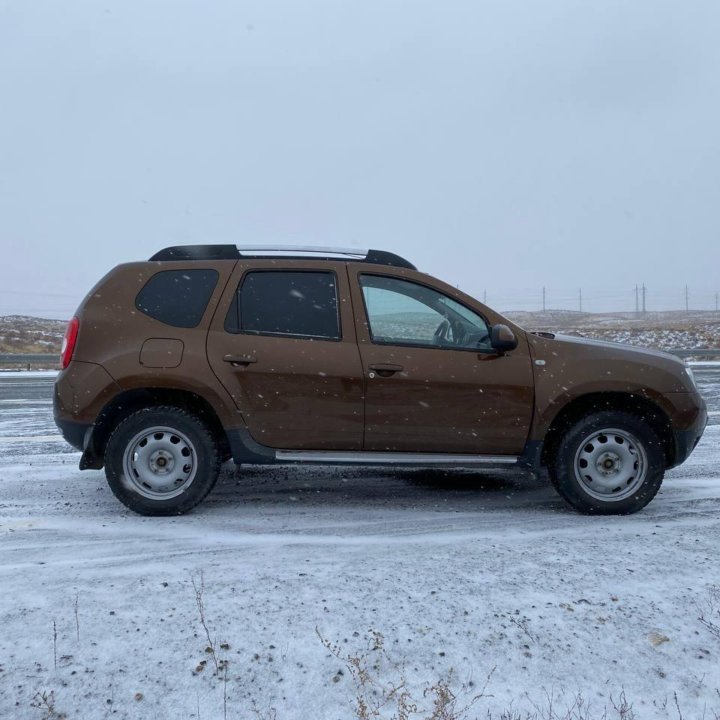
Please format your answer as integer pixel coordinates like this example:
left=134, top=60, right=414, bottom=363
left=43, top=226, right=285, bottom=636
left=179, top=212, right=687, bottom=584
left=55, top=360, right=121, bottom=421
left=206, top=261, right=365, bottom=450
left=527, top=333, right=703, bottom=439
left=357, top=346, right=534, bottom=453
left=60, top=260, right=242, bottom=429
left=347, top=265, right=534, bottom=454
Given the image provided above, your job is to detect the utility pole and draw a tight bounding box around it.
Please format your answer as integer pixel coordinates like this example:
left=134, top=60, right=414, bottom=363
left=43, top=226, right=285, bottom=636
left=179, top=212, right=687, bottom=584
left=579, top=288, right=582, bottom=313
left=483, top=290, right=487, bottom=305
left=635, top=285, right=639, bottom=314
left=542, top=287, right=546, bottom=313
left=642, top=284, right=646, bottom=314
left=716, top=292, right=719, bottom=313
left=685, top=285, right=689, bottom=313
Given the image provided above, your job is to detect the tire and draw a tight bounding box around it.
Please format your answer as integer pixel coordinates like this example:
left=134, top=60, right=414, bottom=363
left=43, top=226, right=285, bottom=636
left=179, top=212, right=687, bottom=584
left=104, top=406, right=221, bottom=516
left=549, top=411, right=665, bottom=515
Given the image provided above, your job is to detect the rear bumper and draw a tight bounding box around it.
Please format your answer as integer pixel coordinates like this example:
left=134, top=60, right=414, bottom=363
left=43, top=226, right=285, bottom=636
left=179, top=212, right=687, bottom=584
left=53, top=360, right=121, bottom=468
left=53, top=385, right=91, bottom=451
left=53, top=399, right=104, bottom=470
left=56, top=417, right=91, bottom=452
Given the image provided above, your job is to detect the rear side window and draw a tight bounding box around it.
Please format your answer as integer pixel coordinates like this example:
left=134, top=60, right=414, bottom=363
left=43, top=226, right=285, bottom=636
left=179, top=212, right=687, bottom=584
left=136, top=269, right=219, bottom=328
left=226, top=271, right=340, bottom=340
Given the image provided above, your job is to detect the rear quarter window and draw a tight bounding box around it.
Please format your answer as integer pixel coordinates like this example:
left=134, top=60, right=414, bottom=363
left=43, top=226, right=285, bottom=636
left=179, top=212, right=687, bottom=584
left=135, top=269, right=219, bottom=328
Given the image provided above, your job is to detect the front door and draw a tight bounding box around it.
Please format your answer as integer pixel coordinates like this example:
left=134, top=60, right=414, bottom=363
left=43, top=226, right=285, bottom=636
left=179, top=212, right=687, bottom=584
left=350, top=271, right=534, bottom=455
left=207, top=261, right=364, bottom=450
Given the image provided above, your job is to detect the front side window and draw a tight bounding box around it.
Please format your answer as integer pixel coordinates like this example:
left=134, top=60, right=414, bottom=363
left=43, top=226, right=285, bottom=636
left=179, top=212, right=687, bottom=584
left=360, top=275, right=491, bottom=350
left=227, top=270, right=340, bottom=340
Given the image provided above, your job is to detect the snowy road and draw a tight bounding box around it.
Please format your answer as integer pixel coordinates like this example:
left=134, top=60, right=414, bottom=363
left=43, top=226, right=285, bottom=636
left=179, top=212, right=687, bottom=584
left=1, top=372, right=719, bottom=719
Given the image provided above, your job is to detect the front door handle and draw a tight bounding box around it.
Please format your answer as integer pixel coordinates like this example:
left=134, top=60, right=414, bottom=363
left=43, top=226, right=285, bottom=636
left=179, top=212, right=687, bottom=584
left=223, top=354, right=257, bottom=366
left=368, top=363, right=403, bottom=377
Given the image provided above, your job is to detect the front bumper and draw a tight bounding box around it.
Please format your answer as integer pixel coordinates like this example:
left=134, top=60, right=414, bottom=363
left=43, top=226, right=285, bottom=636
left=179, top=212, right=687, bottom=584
left=670, top=393, right=708, bottom=468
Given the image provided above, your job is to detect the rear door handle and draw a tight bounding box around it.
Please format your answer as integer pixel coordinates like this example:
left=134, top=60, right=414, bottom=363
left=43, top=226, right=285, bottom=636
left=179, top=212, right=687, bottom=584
left=368, top=363, right=404, bottom=377
left=223, top=354, right=257, bottom=366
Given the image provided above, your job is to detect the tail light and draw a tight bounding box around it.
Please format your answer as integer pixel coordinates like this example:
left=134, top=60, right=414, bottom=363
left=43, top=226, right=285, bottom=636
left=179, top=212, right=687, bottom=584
left=61, top=317, right=80, bottom=369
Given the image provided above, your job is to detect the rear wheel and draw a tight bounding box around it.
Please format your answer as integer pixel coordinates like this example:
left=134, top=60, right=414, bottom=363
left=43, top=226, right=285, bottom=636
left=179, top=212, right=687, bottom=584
left=104, top=406, right=221, bottom=515
left=550, top=411, right=665, bottom=514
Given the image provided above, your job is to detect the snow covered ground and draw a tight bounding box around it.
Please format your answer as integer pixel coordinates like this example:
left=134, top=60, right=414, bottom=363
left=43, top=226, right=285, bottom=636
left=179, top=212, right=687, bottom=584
left=1, top=373, right=719, bottom=719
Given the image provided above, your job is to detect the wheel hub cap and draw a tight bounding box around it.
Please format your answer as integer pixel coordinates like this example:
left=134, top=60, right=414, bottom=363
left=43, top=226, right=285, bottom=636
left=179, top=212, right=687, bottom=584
left=149, top=450, right=175, bottom=474
left=574, top=428, right=647, bottom=501
left=597, top=452, right=622, bottom=476
left=122, top=426, right=197, bottom=499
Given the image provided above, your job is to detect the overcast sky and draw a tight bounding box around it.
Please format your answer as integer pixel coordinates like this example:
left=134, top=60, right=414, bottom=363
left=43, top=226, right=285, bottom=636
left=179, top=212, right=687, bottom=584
left=1, top=0, right=719, bottom=318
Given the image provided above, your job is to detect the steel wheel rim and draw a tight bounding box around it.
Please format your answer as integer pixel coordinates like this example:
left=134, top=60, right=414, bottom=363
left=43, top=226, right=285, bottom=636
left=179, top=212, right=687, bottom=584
left=573, top=427, right=647, bottom=501
left=122, top=425, right=197, bottom=500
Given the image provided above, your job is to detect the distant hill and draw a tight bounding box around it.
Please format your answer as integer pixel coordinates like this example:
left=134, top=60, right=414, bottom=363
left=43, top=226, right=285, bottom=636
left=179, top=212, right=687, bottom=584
left=505, top=310, right=720, bottom=350
left=505, top=309, right=720, bottom=331
left=0, top=315, right=66, bottom=354
left=0, top=311, right=718, bottom=357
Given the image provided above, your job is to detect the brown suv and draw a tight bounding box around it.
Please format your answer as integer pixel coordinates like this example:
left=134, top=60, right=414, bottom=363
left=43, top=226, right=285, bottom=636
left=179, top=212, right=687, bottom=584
left=54, top=245, right=707, bottom=516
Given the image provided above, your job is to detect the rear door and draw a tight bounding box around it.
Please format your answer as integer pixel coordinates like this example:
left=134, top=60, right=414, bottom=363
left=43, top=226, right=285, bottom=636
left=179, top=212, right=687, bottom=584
left=349, top=269, right=534, bottom=455
left=207, top=261, right=364, bottom=450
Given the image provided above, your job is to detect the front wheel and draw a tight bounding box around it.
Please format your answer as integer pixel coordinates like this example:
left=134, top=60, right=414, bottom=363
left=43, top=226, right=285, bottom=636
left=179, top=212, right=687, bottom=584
left=549, top=411, right=666, bottom=515
left=104, top=406, right=221, bottom=516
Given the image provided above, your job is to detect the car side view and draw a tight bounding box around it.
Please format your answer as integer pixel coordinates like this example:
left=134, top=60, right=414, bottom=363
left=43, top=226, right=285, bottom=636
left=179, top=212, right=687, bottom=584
left=54, top=246, right=707, bottom=516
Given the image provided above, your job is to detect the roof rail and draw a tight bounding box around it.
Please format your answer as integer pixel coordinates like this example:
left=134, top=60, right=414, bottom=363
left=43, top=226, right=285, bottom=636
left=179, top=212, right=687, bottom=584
left=238, top=244, right=368, bottom=257
left=149, top=245, right=240, bottom=261
left=150, top=245, right=416, bottom=270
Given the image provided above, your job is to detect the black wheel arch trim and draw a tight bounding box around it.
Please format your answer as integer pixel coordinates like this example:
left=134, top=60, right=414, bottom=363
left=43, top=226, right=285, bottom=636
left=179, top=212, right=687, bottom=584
left=227, top=427, right=278, bottom=464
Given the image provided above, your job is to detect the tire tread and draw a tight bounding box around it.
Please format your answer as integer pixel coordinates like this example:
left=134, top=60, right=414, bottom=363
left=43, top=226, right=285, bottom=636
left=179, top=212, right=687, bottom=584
left=549, top=410, right=665, bottom=515
left=104, top=405, right=221, bottom=516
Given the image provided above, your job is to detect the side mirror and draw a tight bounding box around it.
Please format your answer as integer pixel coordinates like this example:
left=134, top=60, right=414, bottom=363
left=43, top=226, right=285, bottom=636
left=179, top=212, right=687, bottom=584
left=490, top=324, right=518, bottom=353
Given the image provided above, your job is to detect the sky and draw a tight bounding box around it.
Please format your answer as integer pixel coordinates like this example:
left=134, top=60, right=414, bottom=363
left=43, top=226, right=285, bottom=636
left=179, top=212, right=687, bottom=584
left=1, top=0, right=719, bottom=318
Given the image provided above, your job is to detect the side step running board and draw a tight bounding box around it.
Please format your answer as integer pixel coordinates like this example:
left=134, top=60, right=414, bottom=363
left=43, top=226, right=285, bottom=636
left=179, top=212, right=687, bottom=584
left=274, top=450, right=520, bottom=466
